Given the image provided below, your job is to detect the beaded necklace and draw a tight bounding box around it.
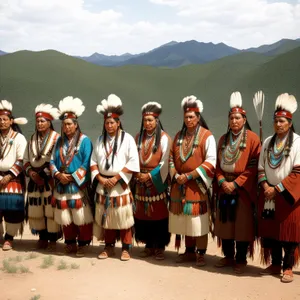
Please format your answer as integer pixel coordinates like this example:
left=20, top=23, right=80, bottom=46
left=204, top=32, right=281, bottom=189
left=179, top=125, right=200, bottom=163
left=59, top=130, right=80, bottom=171
left=222, top=128, right=246, bottom=165
left=139, top=131, right=156, bottom=166
left=267, top=134, right=289, bottom=169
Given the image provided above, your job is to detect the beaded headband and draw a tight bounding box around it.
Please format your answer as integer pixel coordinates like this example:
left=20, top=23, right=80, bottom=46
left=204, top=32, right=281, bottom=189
left=35, top=112, right=53, bottom=120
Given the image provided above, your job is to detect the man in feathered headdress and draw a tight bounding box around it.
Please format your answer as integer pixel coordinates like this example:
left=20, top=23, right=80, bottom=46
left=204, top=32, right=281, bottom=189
left=91, top=94, right=139, bottom=261
left=134, top=102, right=171, bottom=260
left=169, top=95, right=216, bottom=266
left=0, top=100, right=27, bottom=250
left=50, top=96, right=93, bottom=257
left=24, top=104, right=61, bottom=251
left=258, top=93, right=300, bottom=283
left=214, top=92, right=261, bottom=273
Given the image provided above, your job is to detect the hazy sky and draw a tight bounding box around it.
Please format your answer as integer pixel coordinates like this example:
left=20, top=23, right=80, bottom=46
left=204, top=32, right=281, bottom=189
left=1, top=0, right=299, bottom=55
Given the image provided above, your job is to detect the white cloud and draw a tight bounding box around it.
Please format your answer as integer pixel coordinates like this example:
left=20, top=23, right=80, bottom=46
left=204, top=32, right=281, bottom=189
left=0, top=0, right=299, bottom=55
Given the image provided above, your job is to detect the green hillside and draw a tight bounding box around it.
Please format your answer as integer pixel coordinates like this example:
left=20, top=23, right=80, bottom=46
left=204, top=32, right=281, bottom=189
left=0, top=48, right=299, bottom=143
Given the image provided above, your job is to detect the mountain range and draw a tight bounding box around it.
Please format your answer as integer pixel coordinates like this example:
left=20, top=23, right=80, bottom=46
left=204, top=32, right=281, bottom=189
left=0, top=44, right=299, bottom=141
left=1, top=38, right=300, bottom=68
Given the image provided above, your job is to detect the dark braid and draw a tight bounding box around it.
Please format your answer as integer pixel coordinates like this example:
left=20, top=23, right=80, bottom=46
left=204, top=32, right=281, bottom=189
left=110, top=126, right=119, bottom=168
left=103, top=118, right=124, bottom=169
left=153, top=119, right=162, bottom=153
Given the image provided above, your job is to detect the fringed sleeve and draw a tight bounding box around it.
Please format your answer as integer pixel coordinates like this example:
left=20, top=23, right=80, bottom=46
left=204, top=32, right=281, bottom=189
left=149, top=133, right=171, bottom=193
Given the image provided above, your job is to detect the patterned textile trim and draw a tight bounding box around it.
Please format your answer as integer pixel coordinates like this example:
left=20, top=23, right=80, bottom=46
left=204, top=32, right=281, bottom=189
left=197, top=161, right=215, bottom=180
left=0, top=193, right=24, bottom=210
left=56, top=182, right=80, bottom=194
left=0, top=180, right=23, bottom=194
left=218, top=177, right=225, bottom=186
left=72, top=167, right=87, bottom=186
left=223, top=173, right=238, bottom=182
left=169, top=199, right=207, bottom=216
left=10, top=159, right=23, bottom=177
left=247, top=158, right=257, bottom=168
left=49, top=163, right=58, bottom=177
left=275, top=182, right=285, bottom=193
left=118, top=177, right=127, bottom=190
left=28, top=196, right=52, bottom=206
left=292, top=165, right=300, bottom=174
left=258, top=170, right=267, bottom=184
left=51, top=197, right=86, bottom=209
left=96, top=192, right=133, bottom=208
left=24, top=161, right=32, bottom=175
left=90, top=164, right=99, bottom=173
left=135, top=192, right=167, bottom=202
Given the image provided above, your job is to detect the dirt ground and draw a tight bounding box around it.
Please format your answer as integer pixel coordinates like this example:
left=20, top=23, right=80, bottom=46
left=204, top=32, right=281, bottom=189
left=0, top=226, right=299, bottom=300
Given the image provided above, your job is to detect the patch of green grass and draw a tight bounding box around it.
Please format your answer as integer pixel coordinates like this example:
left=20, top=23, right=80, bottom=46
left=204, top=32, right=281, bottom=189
left=30, top=295, right=41, bottom=300
left=19, top=265, right=30, bottom=273
left=70, top=263, right=80, bottom=269
left=2, top=259, right=18, bottom=273
left=57, top=260, right=68, bottom=270
left=25, top=252, right=39, bottom=260
left=40, top=256, right=54, bottom=269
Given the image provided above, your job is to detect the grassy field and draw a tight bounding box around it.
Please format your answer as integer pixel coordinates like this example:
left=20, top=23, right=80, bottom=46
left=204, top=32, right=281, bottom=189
left=0, top=47, right=299, bottom=142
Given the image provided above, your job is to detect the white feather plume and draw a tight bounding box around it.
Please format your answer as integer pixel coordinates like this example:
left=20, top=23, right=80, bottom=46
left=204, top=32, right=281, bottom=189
left=96, top=94, right=123, bottom=115
left=58, top=96, right=85, bottom=117
left=35, top=103, right=60, bottom=120
left=96, top=100, right=107, bottom=115
left=253, top=91, right=265, bottom=121
left=275, top=93, right=297, bottom=114
left=181, top=95, right=203, bottom=113
left=0, top=100, right=13, bottom=112
left=141, top=101, right=162, bottom=112
left=230, top=91, right=242, bottom=108
left=13, top=117, right=28, bottom=125
left=107, top=94, right=122, bottom=109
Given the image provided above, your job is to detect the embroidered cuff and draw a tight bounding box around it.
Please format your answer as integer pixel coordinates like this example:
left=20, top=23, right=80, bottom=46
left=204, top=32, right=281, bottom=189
left=275, top=182, right=285, bottom=193
left=218, top=178, right=225, bottom=186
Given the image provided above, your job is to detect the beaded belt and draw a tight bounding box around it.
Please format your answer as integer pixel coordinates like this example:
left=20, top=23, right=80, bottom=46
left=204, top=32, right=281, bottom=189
left=223, top=173, right=238, bottom=182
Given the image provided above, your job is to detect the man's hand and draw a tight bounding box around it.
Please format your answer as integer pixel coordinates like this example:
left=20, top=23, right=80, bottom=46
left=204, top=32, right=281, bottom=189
left=176, top=174, right=188, bottom=185
left=0, top=174, right=13, bottom=188
left=221, top=181, right=236, bottom=194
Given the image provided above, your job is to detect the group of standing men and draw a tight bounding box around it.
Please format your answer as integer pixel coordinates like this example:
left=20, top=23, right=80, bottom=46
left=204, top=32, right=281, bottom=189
left=0, top=92, right=299, bottom=283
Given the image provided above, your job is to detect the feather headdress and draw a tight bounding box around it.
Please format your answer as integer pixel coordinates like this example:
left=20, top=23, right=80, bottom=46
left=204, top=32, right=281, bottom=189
left=35, top=103, right=60, bottom=120
left=274, top=93, right=297, bottom=119
left=96, top=94, right=124, bottom=119
left=229, top=91, right=246, bottom=115
left=181, top=95, right=203, bottom=113
left=0, top=99, right=28, bottom=125
left=141, top=101, right=162, bottom=117
left=58, top=96, right=85, bottom=120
